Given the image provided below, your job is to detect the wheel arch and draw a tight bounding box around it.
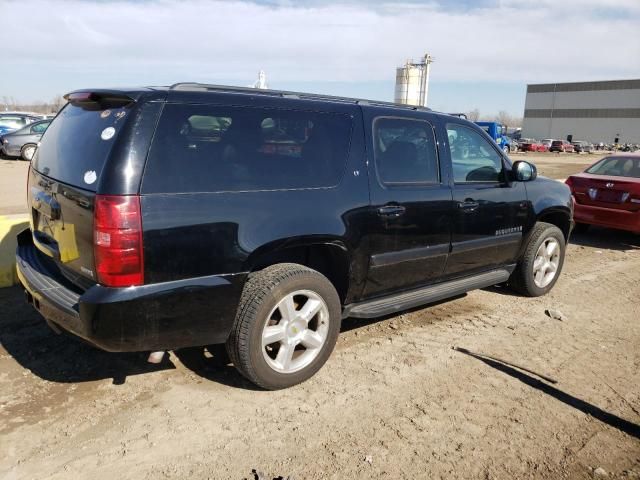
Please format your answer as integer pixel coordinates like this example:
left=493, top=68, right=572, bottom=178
left=536, top=207, right=572, bottom=240
left=245, top=238, right=353, bottom=304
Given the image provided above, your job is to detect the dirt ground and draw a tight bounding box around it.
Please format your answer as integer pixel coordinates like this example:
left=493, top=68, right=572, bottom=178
left=510, top=151, right=599, bottom=181
left=1, top=154, right=639, bottom=479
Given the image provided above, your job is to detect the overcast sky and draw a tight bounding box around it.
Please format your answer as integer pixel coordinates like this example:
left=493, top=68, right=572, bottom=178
left=1, top=0, right=639, bottom=116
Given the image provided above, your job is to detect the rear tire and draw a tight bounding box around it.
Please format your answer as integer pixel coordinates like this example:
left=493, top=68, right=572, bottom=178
left=509, top=222, right=565, bottom=297
left=21, top=144, right=36, bottom=161
left=226, top=263, right=341, bottom=390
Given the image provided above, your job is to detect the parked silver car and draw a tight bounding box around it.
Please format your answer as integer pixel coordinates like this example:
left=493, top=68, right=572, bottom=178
left=0, top=119, right=50, bottom=160
left=572, top=141, right=594, bottom=154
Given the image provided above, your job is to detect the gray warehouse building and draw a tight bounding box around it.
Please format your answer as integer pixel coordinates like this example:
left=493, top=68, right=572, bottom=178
left=522, top=79, right=640, bottom=144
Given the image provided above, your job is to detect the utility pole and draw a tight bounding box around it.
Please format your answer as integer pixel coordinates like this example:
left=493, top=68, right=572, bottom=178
left=419, top=53, right=434, bottom=107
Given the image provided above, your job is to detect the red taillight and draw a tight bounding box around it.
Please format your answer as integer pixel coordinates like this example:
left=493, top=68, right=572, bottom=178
left=94, top=195, right=144, bottom=287
left=565, top=177, right=573, bottom=190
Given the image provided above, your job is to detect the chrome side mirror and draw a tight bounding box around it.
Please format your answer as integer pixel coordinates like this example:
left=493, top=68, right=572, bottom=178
left=512, top=161, right=537, bottom=182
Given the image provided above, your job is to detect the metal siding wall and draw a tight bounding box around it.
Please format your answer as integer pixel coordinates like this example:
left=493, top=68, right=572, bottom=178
left=527, top=79, right=640, bottom=93
left=554, top=89, right=640, bottom=109
left=524, top=92, right=555, bottom=110
left=522, top=117, right=640, bottom=143
left=522, top=81, right=640, bottom=143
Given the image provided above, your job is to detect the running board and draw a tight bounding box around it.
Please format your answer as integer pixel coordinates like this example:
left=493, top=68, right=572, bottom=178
left=343, top=268, right=513, bottom=319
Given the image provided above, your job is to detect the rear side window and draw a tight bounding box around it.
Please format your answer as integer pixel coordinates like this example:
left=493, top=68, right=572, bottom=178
left=31, top=122, right=49, bottom=134
left=33, top=104, right=130, bottom=190
left=142, top=104, right=353, bottom=193
left=373, top=117, right=439, bottom=185
left=586, top=157, right=640, bottom=178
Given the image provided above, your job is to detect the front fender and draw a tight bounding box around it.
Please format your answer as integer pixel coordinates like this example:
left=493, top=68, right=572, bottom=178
left=525, top=176, right=573, bottom=238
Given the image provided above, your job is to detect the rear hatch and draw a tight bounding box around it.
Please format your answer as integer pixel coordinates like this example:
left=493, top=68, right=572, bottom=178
left=29, top=92, right=137, bottom=287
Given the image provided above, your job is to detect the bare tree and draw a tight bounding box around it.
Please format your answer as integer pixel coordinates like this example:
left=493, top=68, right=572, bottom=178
left=50, top=95, right=65, bottom=113
left=466, top=108, right=480, bottom=122
left=494, top=111, right=523, bottom=128
left=0, top=95, right=66, bottom=114
left=495, top=111, right=512, bottom=127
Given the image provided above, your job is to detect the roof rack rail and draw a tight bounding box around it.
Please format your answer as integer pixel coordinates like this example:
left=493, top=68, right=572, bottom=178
left=168, top=82, right=432, bottom=112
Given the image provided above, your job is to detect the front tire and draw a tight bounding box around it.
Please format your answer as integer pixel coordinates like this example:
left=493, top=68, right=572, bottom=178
left=226, top=263, right=342, bottom=390
left=509, top=222, right=566, bottom=297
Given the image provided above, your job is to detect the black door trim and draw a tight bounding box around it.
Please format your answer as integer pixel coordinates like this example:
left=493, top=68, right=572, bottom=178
left=451, top=232, right=522, bottom=254
left=370, top=243, right=450, bottom=268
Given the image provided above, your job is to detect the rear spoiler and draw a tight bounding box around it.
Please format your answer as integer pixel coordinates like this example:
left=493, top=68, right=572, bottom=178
left=64, top=90, right=136, bottom=107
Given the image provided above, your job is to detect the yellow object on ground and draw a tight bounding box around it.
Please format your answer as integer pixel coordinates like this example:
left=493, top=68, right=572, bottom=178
left=0, top=215, right=29, bottom=287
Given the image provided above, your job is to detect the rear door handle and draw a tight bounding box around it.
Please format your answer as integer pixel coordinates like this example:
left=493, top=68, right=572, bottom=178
left=377, top=205, right=406, bottom=217
left=458, top=200, right=479, bottom=212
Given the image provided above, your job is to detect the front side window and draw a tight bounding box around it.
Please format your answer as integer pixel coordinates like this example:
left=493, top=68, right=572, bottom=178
left=143, top=104, right=353, bottom=193
left=373, top=117, right=439, bottom=185
left=446, top=123, right=504, bottom=183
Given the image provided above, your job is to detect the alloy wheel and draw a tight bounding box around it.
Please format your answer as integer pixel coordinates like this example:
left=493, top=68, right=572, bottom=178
left=532, top=237, right=560, bottom=288
left=261, top=289, right=330, bottom=374
left=23, top=145, right=36, bottom=161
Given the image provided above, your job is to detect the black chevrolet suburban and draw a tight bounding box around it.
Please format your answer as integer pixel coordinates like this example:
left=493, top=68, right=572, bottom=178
left=16, top=84, right=573, bottom=389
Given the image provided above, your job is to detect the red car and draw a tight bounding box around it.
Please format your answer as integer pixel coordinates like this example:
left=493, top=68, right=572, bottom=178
left=518, top=139, right=547, bottom=152
left=534, top=141, right=549, bottom=152
left=566, top=154, right=640, bottom=234
left=550, top=140, right=575, bottom=153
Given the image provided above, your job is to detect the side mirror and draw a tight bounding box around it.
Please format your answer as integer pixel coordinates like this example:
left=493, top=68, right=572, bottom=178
left=512, top=160, right=537, bottom=182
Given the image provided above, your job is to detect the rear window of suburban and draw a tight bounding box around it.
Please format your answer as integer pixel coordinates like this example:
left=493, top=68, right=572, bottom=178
left=141, top=104, right=353, bottom=193
left=33, top=103, right=130, bottom=190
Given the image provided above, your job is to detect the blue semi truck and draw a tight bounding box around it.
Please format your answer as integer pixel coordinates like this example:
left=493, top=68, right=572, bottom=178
left=475, top=121, right=511, bottom=153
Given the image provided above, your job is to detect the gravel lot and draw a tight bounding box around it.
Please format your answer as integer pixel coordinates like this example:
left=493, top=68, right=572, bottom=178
left=1, top=153, right=639, bottom=479
left=0, top=160, right=29, bottom=215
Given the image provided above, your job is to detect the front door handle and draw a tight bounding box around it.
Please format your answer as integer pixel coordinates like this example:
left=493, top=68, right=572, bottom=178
left=377, top=205, right=406, bottom=217
left=458, top=199, right=479, bottom=212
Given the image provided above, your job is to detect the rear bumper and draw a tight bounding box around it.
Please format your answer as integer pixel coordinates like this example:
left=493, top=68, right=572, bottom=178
left=574, top=202, right=640, bottom=233
left=16, top=229, right=246, bottom=352
left=1, top=144, right=21, bottom=157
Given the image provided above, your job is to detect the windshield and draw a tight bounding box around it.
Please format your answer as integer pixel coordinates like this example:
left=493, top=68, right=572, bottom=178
left=33, top=103, right=131, bottom=190
left=586, top=157, right=640, bottom=178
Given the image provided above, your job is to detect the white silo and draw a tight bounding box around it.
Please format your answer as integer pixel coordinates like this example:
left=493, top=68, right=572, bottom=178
left=394, top=53, right=434, bottom=107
